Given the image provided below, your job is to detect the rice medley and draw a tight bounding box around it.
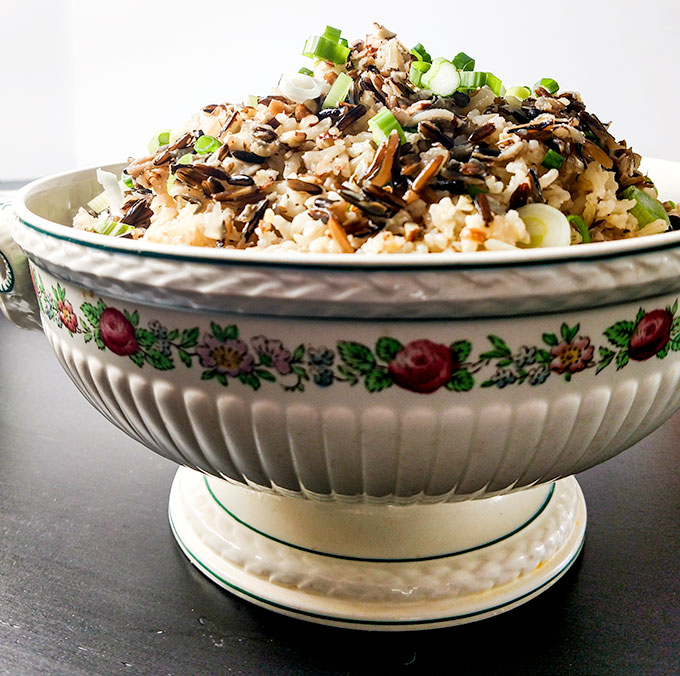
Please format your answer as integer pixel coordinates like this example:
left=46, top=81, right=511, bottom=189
left=74, top=24, right=678, bottom=254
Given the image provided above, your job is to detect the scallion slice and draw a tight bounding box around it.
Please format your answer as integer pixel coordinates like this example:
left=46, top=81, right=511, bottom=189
left=621, top=186, right=671, bottom=228
left=121, top=173, right=134, bottom=189
left=322, top=72, right=353, bottom=109
left=193, top=135, right=222, bottom=155
left=87, top=191, right=109, bottom=214
left=457, top=71, right=503, bottom=95
left=177, top=152, right=194, bottom=165
left=452, top=51, right=475, bottom=71
left=421, top=58, right=460, bottom=96
left=245, top=94, right=259, bottom=107
left=368, top=108, right=406, bottom=145
left=457, top=70, right=487, bottom=90
left=542, top=149, right=565, bottom=170
left=534, top=77, right=559, bottom=94
left=278, top=72, right=323, bottom=103
left=302, top=35, right=350, bottom=64
left=517, top=203, right=571, bottom=248
left=339, top=37, right=349, bottom=48
left=298, top=67, right=314, bottom=76
left=95, top=168, right=124, bottom=217
left=148, top=129, right=171, bottom=154
left=410, top=43, right=431, bottom=63
left=567, top=214, right=591, bottom=243
left=323, top=25, right=342, bottom=42
left=506, top=85, right=531, bottom=101
left=409, top=60, right=431, bottom=87
left=94, top=219, right=135, bottom=237
left=485, top=72, right=504, bottom=96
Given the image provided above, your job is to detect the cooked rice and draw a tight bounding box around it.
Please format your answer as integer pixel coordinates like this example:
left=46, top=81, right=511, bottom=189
left=74, top=24, right=677, bottom=253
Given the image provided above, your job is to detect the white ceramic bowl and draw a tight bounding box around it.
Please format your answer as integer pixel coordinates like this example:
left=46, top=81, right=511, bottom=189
left=2, top=158, right=679, bottom=628
left=6, top=159, right=680, bottom=502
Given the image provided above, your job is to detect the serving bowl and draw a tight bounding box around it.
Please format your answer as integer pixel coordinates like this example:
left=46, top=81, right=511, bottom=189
left=2, top=158, right=680, bottom=629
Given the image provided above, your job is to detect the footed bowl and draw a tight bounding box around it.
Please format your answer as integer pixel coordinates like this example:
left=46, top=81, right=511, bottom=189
left=2, top=158, right=680, bottom=629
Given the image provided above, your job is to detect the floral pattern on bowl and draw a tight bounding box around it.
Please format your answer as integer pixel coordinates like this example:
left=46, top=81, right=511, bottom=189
left=32, top=269, right=680, bottom=395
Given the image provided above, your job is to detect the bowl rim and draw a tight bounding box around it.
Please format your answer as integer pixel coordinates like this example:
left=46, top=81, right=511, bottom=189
left=13, top=158, right=680, bottom=272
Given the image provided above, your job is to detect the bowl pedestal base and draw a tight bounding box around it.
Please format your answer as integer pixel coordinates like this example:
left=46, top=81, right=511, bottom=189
left=168, top=467, right=585, bottom=631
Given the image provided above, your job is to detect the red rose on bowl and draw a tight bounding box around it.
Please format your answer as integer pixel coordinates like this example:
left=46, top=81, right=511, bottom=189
left=629, top=309, right=673, bottom=361
left=99, top=307, right=139, bottom=356
left=388, top=339, right=455, bottom=393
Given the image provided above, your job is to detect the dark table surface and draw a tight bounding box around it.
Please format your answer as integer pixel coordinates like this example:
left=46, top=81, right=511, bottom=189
left=0, top=315, right=678, bottom=676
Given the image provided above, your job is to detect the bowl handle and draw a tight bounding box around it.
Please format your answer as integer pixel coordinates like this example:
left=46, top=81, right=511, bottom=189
left=0, top=199, right=42, bottom=330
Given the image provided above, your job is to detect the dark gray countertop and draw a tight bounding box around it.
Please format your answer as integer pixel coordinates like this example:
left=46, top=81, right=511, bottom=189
left=0, top=316, right=678, bottom=676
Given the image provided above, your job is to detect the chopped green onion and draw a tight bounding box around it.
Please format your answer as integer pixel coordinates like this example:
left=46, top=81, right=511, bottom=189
left=87, top=191, right=109, bottom=214
left=410, top=43, right=431, bottom=63
left=421, top=58, right=461, bottom=96
left=339, top=37, right=349, bottom=48
left=452, top=51, right=475, bottom=71
left=121, top=173, right=134, bottom=189
left=534, top=77, right=559, bottom=94
left=506, top=85, right=531, bottom=101
left=457, top=71, right=503, bottom=95
left=177, top=152, right=194, bottom=165
left=409, top=60, right=431, bottom=87
left=644, top=179, right=658, bottom=197
left=245, top=94, right=259, bottom=107
left=517, top=203, right=571, bottom=248
left=302, top=35, right=350, bottom=64
left=368, top=108, right=406, bottom=145
left=193, top=135, right=222, bottom=154
left=323, top=25, right=342, bottom=42
left=466, top=185, right=489, bottom=196
left=279, top=72, right=323, bottom=103
left=457, top=70, right=487, bottom=90
left=148, top=129, right=171, bottom=154
left=621, top=186, right=671, bottom=228
left=322, top=72, right=353, bottom=109
left=567, top=214, right=591, bottom=243
left=298, top=67, right=314, bottom=76
left=485, top=72, right=504, bottom=96
left=94, top=219, right=135, bottom=237
left=542, top=149, right=565, bottom=170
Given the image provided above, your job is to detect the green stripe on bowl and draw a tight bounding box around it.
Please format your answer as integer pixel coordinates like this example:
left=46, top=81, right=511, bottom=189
left=203, top=477, right=555, bottom=563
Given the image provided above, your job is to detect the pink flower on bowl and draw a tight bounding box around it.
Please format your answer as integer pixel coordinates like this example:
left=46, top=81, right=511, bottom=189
left=251, top=335, right=293, bottom=375
left=99, top=307, right=139, bottom=356
left=388, top=339, right=454, bottom=393
left=197, top=336, right=254, bottom=376
left=57, top=300, right=78, bottom=333
left=550, top=336, right=594, bottom=375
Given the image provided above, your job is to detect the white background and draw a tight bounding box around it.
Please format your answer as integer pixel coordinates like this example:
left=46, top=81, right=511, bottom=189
left=1, top=0, right=679, bottom=180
